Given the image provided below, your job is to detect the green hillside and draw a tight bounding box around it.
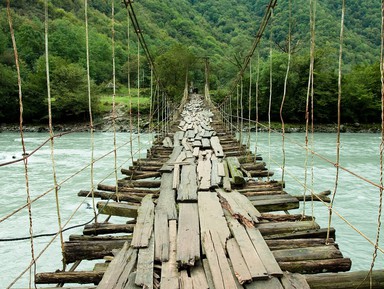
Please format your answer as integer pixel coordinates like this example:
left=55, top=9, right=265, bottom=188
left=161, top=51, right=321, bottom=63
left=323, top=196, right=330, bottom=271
left=0, top=0, right=382, bottom=124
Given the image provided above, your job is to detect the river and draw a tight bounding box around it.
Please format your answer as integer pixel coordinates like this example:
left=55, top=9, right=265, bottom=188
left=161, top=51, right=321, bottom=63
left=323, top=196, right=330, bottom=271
left=0, top=131, right=383, bottom=287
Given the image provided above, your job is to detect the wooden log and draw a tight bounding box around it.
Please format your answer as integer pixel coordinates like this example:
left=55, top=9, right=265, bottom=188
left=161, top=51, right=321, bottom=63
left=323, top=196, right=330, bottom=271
left=177, top=203, right=200, bottom=267
left=120, top=169, right=161, bottom=179
left=266, top=238, right=336, bottom=250
left=226, top=157, right=246, bottom=185
left=116, top=180, right=161, bottom=189
left=241, top=162, right=267, bottom=171
left=131, top=194, right=155, bottom=248
left=83, top=223, right=135, bottom=235
left=257, top=220, right=320, bottom=236
left=273, top=245, right=343, bottom=262
left=160, top=220, right=179, bottom=289
left=263, top=228, right=336, bottom=240
left=78, top=190, right=147, bottom=203
left=278, top=257, right=352, bottom=274
left=293, top=190, right=332, bottom=203
left=156, top=172, right=177, bottom=219
left=35, top=271, right=103, bottom=284
left=226, top=238, right=252, bottom=284
left=259, top=213, right=314, bottom=222
left=248, top=170, right=274, bottom=177
left=251, top=195, right=299, bottom=212
left=97, top=202, right=138, bottom=218
left=225, top=212, right=268, bottom=279
left=64, top=240, right=126, bottom=263
left=135, top=233, right=155, bottom=289
left=305, top=270, right=384, bottom=289
left=97, top=184, right=159, bottom=194
left=97, top=242, right=137, bottom=288
left=198, top=192, right=231, bottom=249
left=203, top=231, right=238, bottom=289
left=69, top=234, right=131, bottom=241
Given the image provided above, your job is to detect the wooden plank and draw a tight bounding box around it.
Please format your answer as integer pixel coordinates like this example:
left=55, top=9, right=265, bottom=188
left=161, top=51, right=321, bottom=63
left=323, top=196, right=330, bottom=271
left=222, top=160, right=231, bottom=192
left=203, top=231, right=238, bottom=289
left=159, top=146, right=183, bottom=172
left=217, top=160, right=225, bottom=177
left=202, top=259, right=216, bottom=289
left=246, top=227, right=283, bottom=277
left=131, top=194, right=154, bottom=248
left=97, top=201, right=138, bottom=218
left=211, top=136, right=224, bottom=157
left=160, top=220, right=179, bottom=289
left=97, top=242, right=137, bottom=289
left=154, top=210, right=169, bottom=261
left=198, top=192, right=231, bottom=248
left=257, top=221, right=320, bottom=237
left=177, top=203, right=200, bottom=267
left=174, top=131, right=185, bottom=147
left=245, top=277, right=284, bottom=289
left=191, top=263, right=209, bottom=289
left=135, top=232, right=155, bottom=289
left=272, top=245, right=343, bottom=262
left=180, top=270, right=193, bottom=289
left=162, top=136, right=173, bottom=148
left=182, top=137, right=194, bottom=151
left=201, top=137, right=211, bottom=148
left=36, top=272, right=103, bottom=285
left=225, top=212, right=268, bottom=279
left=177, top=158, right=198, bottom=201
left=217, top=189, right=254, bottom=227
left=156, top=172, right=177, bottom=219
left=226, top=238, right=252, bottom=284
left=197, top=150, right=212, bottom=190
left=83, top=223, right=135, bottom=235
left=281, top=272, right=310, bottom=289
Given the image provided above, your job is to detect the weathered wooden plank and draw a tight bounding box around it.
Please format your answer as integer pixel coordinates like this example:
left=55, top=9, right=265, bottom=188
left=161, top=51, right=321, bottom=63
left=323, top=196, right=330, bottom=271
left=97, top=242, right=137, bottom=289
left=191, top=263, right=209, bottom=289
left=35, top=272, right=103, bottom=285
left=279, top=258, right=352, bottom=274
left=180, top=270, right=193, bottom=289
left=162, top=136, right=173, bottom=148
left=246, top=227, right=283, bottom=277
left=160, top=220, right=179, bottom=289
left=265, top=238, right=335, bottom=250
left=131, top=194, right=154, bottom=248
left=197, top=150, right=212, bottom=190
left=156, top=172, right=177, bottom=220
left=182, top=137, right=194, bottom=151
left=202, top=259, right=216, bottom=289
left=210, top=136, right=224, bottom=157
left=154, top=210, right=169, bottom=261
left=231, top=190, right=261, bottom=223
left=245, top=277, right=284, bottom=289
left=159, top=146, right=184, bottom=172
left=210, top=154, right=221, bottom=188
left=174, top=131, right=185, bottom=147
left=222, top=160, right=231, bottom=192
left=225, top=212, right=268, bottom=279
left=198, top=192, right=231, bottom=248
left=264, top=227, right=336, bottom=240
left=251, top=196, right=299, bottom=212
left=281, top=272, right=310, bottom=289
left=203, top=231, right=238, bottom=289
left=257, top=221, right=320, bottom=237
left=217, top=189, right=254, bottom=227
left=135, top=233, right=155, bottom=288
left=273, top=245, right=343, bottom=262
left=177, top=203, right=200, bottom=266
left=226, top=238, right=252, bottom=284
left=97, top=202, right=138, bottom=218
left=83, top=223, right=135, bottom=235
left=202, top=137, right=211, bottom=148
left=178, top=158, right=198, bottom=201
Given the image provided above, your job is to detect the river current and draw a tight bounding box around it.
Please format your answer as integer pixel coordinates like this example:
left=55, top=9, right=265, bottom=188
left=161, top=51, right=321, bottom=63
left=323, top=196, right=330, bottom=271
left=0, top=131, right=383, bottom=287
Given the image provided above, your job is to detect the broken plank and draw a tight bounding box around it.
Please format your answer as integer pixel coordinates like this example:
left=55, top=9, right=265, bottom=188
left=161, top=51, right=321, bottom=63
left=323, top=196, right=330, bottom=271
left=226, top=238, right=252, bottom=284
left=197, top=150, right=212, bottom=190
left=191, top=263, right=209, bottom=289
left=211, top=136, right=224, bottom=157
left=226, top=157, right=246, bottom=185
left=177, top=158, right=198, bottom=201
left=156, top=172, right=177, bottom=219
left=97, top=202, right=138, bottom=218
left=131, top=194, right=155, bottom=248
left=154, top=210, right=169, bottom=261
left=177, top=203, right=200, bottom=267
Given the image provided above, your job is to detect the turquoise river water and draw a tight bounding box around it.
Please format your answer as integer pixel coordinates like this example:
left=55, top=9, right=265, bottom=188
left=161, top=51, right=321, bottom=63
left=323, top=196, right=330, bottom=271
left=0, top=131, right=383, bottom=287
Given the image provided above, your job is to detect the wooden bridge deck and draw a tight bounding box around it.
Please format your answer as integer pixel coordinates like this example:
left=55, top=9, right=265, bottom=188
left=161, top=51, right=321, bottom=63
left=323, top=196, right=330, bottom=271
left=34, top=95, right=354, bottom=288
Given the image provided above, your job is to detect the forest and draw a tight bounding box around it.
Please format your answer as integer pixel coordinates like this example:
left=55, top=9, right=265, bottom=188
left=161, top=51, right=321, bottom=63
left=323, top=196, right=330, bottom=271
left=0, top=0, right=382, bottom=124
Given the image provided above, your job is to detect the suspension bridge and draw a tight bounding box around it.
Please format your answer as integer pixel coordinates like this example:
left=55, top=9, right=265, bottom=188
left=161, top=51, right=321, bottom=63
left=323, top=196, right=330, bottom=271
left=2, top=0, right=384, bottom=288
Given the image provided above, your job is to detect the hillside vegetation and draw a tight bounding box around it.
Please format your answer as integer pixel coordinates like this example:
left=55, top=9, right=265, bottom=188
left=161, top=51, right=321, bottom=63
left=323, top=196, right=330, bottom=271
left=0, top=0, right=382, bottom=124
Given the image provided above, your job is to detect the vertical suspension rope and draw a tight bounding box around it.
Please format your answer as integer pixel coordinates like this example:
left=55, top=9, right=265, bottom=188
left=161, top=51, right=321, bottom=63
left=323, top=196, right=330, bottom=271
left=327, top=0, right=345, bottom=243
left=137, top=34, right=141, bottom=159
left=247, top=61, right=252, bottom=151
left=111, top=0, right=119, bottom=201
left=84, top=0, right=98, bottom=224
left=127, top=9, right=134, bottom=165
left=45, top=0, right=65, bottom=267
left=304, top=0, right=316, bottom=218
left=254, top=50, right=260, bottom=161
left=268, top=9, right=274, bottom=181
left=240, top=78, right=244, bottom=146
left=236, top=83, right=240, bottom=137
left=280, top=0, right=292, bottom=189
left=6, top=1, right=36, bottom=286
left=230, top=90, right=233, bottom=135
